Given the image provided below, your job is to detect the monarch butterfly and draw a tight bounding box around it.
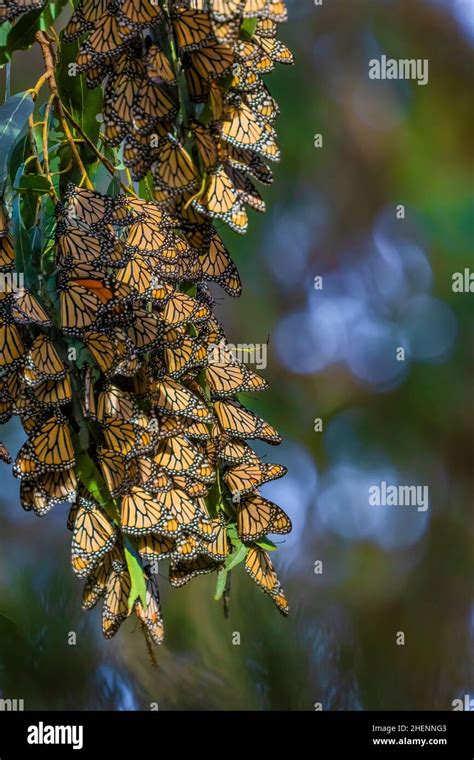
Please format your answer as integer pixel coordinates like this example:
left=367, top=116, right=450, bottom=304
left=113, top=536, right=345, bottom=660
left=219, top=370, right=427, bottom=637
left=20, top=480, right=49, bottom=516
left=10, top=289, right=52, bottom=327
left=63, top=0, right=109, bottom=42
left=265, top=1, right=288, bottom=23
left=17, top=415, right=75, bottom=473
left=0, top=441, right=12, bottom=464
left=180, top=418, right=212, bottom=441
left=206, top=0, right=246, bottom=23
left=227, top=144, right=273, bottom=185
left=255, top=17, right=277, bottom=37
left=173, top=475, right=209, bottom=498
left=169, top=555, right=221, bottom=587
left=220, top=100, right=273, bottom=160
left=134, top=574, right=164, bottom=645
left=0, top=0, right=44, bottom=22
left=217, top=437, right=255, bottom=463
left=121, top=486, right=168, bottom=535
left=104, top=69, right=141, bottom=126
left=118, top=0, right=163, bottom=33
left=256, top=120, right=281, bottom=162
left=237, top=40, right=275, bottom=75
left=201, top=518, right=230, bottom=560
left=153, top=138, right=200, bottom=196
left=205, top=357, right=267, bottom=397
left=162, top=291, right=210, bottom=327
left=199, top=230, right=241, bottom=297
left=225, top=164, right=266, bottom=213
left=244, top=545, right=288, bottom=615
left=158, top=486, right=206, bottom=528
left=224, top=459, right=287, bottom=497
left=0, top=316, right=24, bottom=370
left=236, top=493, right=291, bottom=541
left=71, top=497, right=118, bottom=578
left=172, top=9, right=214, bottom=51
left=210, top=16, right=241, bottom=44
left=103, top=117, right=127, bottom=147
left=97, top=447, right=131, bottom=497
left=186, top=42, right=235, bottom=80
left=0, top=233, right=15, bottom=272
left=228, top=63, right=261, bottom=92
left=58, top=271, right=131, bottom=333
left=152, top=376, right=214, bottom=421
left=146, top=45, right=177, bottom=85
left=192, top=165, right=248, bottom=234
left=244, top=86, right=280, bottom=124
left=96, top=384, right=136, bottom=422
left=253, top=34, right=294, bottom=66
left=125, top=197, right=173, bottom=229
left=137, top=532, right=175, bottom=563
left=173, top=533, right=201, bottom=561
left=81, top=548, right=115, bottom=611
left=190, top=120, right=225, bottom=171
left=126, top=216, right=169, bottom=252
left=102, top=559, right=131, bottom=639
left=64, top=185, right=122, bottom=228
left=79, top=10, right=128, bottom=61
left=33, top=375, right=72, bottom=408
left=126, top=311, right=163, bottom=353
left=214, top=399, right=281, bottom=443
left=154, top=434, right=205, bottom=476
left=82, top=331, right=120, bottom=375
left=164, top=332, right=207, bottom=377
left=133, top=79, right=178, bottom=122
left=102, top=418, right=152, bottom=458
left=23, top=336, right=67, bottom=386
left=130, top=456, right=172, bottom=493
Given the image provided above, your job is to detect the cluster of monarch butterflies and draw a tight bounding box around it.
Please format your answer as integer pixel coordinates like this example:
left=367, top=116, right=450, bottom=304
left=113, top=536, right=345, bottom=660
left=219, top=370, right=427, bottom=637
left=0, top=0, right=293, bottom=647
left=0, top=0, right=44, bottom=22
left=64, top=0, right=293, bottom=234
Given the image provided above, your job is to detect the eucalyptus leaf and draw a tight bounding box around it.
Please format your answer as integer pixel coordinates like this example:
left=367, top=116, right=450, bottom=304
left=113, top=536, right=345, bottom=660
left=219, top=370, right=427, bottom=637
left=4, top=0, right=69, bottom=59
left=0, top=92, right=34, bottom=184
left=15, top=174, right=52, bottom=194
left=255, top=536, right=278, bottom=551
left=224, top=542, right=249, bottom=572
left=214, top=569, right=228, bottom=601
left=11, top=191, right=38, bottom=290
left=0, top=22, right=12, bottom=48
left=57, top=39, right=102, bottom=147
left=124, top=542, right=148, bottom=612
left=240, top=18, right=258, bottom=41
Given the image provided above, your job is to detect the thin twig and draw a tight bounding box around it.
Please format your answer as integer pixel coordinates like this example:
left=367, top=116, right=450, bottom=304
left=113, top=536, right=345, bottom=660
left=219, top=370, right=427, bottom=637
left=28, top=113, right=45, bottom=178
left=42, top=95, right=58, bottom=199
left=35, top=30, right=94, bottom=191
left=61, top=104, right=140, bottom=198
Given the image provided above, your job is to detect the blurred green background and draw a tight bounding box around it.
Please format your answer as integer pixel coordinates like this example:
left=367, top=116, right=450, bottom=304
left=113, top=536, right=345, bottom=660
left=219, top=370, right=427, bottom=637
left=0, top=0, right=473, bottom=710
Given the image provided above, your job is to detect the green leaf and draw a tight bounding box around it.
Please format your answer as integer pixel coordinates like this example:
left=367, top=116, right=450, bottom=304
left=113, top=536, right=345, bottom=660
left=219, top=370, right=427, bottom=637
left=11, top=190, right=38, bottom=291
left=226, top=523, right=240, bottom=546
left=255, top=536, right=278, bottom=551
left=0, top=92, right=34, bottom=184
left=224, top=542, right=248, bottom=572
left=7, top=126, right=29, bottom=187
left=214, top=569, right=228, bottom=601
left=76, top=450, right=121, bottom=517
left=15, top=174, right=52, bottom=194
left=0, top=22, right=12, bottom=48
left=2, top=0, right=69, bottom=62
left=124, top=541, right=147, bottom=612
left=57, top=39, right=103, bottom=147
left=240, top=18, right=258, bottom=41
